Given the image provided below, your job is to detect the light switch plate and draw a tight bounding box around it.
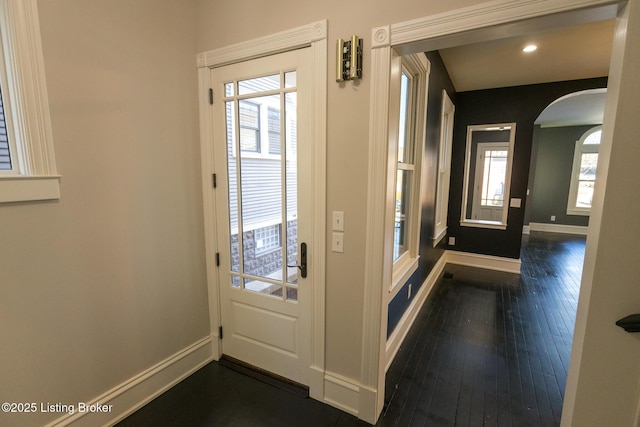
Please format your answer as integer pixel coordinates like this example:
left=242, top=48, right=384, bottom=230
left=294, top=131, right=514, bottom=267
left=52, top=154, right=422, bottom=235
left=510, top=198, right=522, bottom=208
left=332, top=211, right=344, bottom=231
left=332, top=232, right=344, bottom=253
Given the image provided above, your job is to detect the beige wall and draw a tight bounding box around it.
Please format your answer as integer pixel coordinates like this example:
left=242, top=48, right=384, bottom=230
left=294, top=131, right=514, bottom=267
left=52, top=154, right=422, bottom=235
left=0, top=0, right=638, bottom=425
left=0, top=1, right=206, bottom=426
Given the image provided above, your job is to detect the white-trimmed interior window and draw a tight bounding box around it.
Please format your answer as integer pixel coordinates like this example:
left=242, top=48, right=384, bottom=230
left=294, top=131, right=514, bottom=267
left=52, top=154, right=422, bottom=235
left=388, top=52, right=430, bottom=296
left=433, top=90, right=454, bottom=246
left=567, top=125, right=601, bottom=216
left=0, top=0, right=59, bottom=203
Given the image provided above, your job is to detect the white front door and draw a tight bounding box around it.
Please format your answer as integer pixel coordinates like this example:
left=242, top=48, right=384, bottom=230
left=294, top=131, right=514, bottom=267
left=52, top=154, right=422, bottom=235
left=472, top=142, right=508, bottom=221
left=211, top=49, right=312, bottom=385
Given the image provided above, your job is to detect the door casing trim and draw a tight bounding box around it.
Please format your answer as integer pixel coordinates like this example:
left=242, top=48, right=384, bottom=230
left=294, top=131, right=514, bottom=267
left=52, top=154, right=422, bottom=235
left=363, top=1, right=624, bottom=424
left=196, top=20, right=327, bottom=400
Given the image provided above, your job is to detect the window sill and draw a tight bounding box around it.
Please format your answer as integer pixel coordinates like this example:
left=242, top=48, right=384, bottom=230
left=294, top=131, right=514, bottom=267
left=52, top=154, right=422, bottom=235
left=432, top=226, right=447, bottom=247
left=389, top=253, right=419, bottom=302
left=567, top=208, right=590, bottom=216
left=0, top=175, right=61, bottom=203
left=460, top=219, right=507, bottom=230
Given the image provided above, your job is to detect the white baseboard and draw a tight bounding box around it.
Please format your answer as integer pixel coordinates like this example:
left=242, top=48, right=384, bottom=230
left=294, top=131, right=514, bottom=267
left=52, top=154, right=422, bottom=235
left=322, top=371, right=383, bottom=424
left=47, top=337, right=215, bottom=427
left=322, top=249, right=522, bottom=422
left=385, top=254, right=447, bottom=371
left=528, top=222, right=588, bottom=235
left=309, top=365, right=326, bottom=402
left=46, top=249, right=521, bottom=427
left=445, top=250, right=521, bottom=274
left=323, top=371, right=361, bottom=417
left=523, top=225, right=531, bottom=234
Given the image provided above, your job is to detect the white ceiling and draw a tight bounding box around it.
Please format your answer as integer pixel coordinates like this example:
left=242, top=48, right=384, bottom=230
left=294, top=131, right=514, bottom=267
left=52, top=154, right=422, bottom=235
left=438, top=18, right=615, bottom=126
left=535, top=89, right=607, bottom=127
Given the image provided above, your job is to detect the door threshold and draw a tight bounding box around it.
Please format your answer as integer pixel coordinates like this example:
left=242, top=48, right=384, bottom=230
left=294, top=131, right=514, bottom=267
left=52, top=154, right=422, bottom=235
left=219, top=355, right=309, bottom=398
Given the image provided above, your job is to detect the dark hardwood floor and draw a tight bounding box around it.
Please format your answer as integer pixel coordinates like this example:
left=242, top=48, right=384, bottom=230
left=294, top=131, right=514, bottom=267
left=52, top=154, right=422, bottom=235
left=381, top=232, right=585, bottom=426
left=117, top=231, right=585, bottom=426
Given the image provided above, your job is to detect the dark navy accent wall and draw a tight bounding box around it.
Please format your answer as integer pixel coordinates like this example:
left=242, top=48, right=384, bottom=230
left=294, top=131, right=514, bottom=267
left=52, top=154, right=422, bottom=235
left=446, top=77, right=607, bottom=259
left=387, top=52, right=455, bottom=337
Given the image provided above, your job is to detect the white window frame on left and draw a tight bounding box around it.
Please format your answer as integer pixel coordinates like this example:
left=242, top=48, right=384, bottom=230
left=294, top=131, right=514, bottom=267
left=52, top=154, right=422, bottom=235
left=0, top=0, right=60, bottom=203
left=387, top=51, right=430, bottom=298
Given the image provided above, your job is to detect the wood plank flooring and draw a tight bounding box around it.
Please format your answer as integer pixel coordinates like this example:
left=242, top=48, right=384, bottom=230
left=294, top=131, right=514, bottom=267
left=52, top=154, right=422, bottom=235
left=117, top=231, right=585, bottom=426
left=381, top=232, right=585, bottom=426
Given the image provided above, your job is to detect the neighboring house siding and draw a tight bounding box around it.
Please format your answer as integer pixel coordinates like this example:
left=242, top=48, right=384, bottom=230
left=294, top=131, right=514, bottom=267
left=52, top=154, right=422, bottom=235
left=228, top=157, right=297, bottom=231
left=225, top=82, right=298, bottom=232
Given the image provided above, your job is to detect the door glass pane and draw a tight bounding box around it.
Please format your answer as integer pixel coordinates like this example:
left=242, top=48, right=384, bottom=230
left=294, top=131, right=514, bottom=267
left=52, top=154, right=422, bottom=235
left=225, top=82, right=234, bottom=97
left=285, top=92, right=298, bottom=285
left=243, top=277, right=283, bottom=299
left=238, top=74, right=280, bottom=95
left=223, top=67, right=300, bottom=302
left=480, top=150, right=507, bottom=207
left=267, top=107, right=281, bottom=155
left=231, top=275, right=240, bottom=289
left=226, top=100, right=240, bottom=273
left=238, top=95, right=284, bottom=284
left=286, top=286, right=298, bottom=302
left=285, top=71, right=297, bottom=88
left=239, top=100, right=260, bottom=152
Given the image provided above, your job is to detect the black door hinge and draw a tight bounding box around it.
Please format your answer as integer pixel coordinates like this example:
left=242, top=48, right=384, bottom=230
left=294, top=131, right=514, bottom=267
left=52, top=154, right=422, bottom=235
left=212, top=173, right=217, bottom=188
left=215, top=252, right=220, bottom=267
left=209, top=88, right=213, bottom=105
left=219, top=326, right=223, bottom=339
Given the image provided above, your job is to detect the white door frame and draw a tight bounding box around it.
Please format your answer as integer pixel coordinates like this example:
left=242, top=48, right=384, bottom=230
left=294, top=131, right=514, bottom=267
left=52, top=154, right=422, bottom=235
left=197, top=20, right=327, bottom=399
left=362, top=1, right=626, bottom=423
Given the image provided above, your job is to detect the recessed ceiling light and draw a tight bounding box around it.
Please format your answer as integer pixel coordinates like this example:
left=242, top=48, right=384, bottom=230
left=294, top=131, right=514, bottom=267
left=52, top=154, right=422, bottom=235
left=523, top=44, right=538, bottom=53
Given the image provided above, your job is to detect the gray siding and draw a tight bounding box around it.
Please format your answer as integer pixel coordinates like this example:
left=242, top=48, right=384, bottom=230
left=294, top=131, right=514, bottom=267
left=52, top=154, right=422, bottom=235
left=227, top=141, right=298, bottom=231
left=225, top=73, right=298, bottom=231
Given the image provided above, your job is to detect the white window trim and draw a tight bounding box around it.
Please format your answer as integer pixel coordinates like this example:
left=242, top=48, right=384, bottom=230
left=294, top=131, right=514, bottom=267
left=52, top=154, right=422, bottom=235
left=0, top=0, right=59, bottom=203
left=388, top=51, right=430, bottom=299
left=567, top=125, right=601, bottom=216
left=460, top=123, right=516, bottom=231
left=433, top=89, right=455, bottom=246
left=363, top=3, right=623, bottom=423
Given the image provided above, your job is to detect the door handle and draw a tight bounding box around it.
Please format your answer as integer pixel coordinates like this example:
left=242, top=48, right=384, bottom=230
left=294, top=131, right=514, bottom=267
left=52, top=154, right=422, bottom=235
left=287, top=242, right=307, bottom=278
